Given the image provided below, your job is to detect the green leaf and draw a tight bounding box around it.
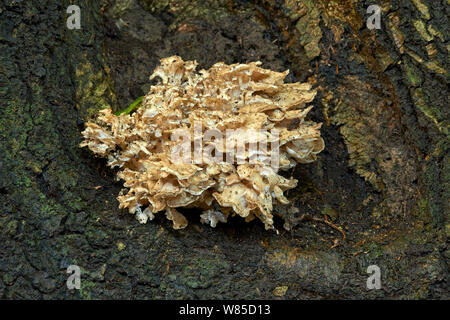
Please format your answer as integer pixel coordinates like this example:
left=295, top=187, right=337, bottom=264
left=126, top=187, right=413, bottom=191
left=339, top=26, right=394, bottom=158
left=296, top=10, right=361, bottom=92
left=115, top=96, right=144, bottom=116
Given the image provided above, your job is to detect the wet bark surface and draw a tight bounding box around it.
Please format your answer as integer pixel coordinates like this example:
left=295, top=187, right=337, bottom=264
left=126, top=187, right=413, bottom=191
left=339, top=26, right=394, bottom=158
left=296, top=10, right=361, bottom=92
left=0, top=0, right=448, bottom=299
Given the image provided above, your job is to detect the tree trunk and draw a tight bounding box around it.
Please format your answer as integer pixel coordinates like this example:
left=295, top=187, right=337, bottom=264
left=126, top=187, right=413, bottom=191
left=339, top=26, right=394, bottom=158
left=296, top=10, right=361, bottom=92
left=0, top=0, right=447, bottom=299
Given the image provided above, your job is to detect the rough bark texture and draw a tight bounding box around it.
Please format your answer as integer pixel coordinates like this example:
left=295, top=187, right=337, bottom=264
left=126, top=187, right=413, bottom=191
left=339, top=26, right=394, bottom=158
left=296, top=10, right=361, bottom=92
left=0, top=0, right=448, bottom=299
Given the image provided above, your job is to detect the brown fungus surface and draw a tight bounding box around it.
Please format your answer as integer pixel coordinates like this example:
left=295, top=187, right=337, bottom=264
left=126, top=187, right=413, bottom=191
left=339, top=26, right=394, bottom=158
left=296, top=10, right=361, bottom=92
left=80, top=56, right=324, bottom=230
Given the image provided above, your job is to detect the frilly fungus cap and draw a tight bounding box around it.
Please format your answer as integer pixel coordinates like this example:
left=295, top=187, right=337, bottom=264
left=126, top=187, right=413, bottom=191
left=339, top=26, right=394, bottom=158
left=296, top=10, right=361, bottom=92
left=80, top=56, right=324, bottom=230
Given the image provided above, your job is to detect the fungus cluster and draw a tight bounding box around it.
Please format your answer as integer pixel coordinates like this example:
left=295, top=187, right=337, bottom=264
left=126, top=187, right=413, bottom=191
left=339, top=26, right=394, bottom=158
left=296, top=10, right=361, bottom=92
left=80, top=56, right=324, bottom=230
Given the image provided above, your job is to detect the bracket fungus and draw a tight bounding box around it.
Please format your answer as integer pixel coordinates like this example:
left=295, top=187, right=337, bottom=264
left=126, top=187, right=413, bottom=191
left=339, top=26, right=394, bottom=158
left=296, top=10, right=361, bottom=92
left=80, top=56, right=324, bottom=231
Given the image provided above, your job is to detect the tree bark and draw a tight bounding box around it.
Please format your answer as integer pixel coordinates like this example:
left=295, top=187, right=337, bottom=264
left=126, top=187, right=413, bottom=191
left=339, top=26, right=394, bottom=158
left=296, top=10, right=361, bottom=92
left=0, top=0, right=447, bottom=299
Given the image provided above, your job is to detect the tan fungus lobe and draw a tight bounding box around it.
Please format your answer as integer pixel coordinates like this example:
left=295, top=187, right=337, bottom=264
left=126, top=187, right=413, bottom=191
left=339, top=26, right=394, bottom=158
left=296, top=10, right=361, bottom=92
left=80, top=56, right=324, bottom=231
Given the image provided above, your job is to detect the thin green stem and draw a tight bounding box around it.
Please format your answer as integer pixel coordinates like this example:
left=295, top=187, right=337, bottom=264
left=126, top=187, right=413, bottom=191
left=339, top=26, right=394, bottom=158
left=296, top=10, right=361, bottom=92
left=115, top=96, right=144, bottom=116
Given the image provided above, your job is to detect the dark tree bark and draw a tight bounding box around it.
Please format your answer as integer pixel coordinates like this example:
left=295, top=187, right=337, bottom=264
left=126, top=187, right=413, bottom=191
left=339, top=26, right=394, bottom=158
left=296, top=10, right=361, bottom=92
left=0, top=0, right=447, bottom=299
